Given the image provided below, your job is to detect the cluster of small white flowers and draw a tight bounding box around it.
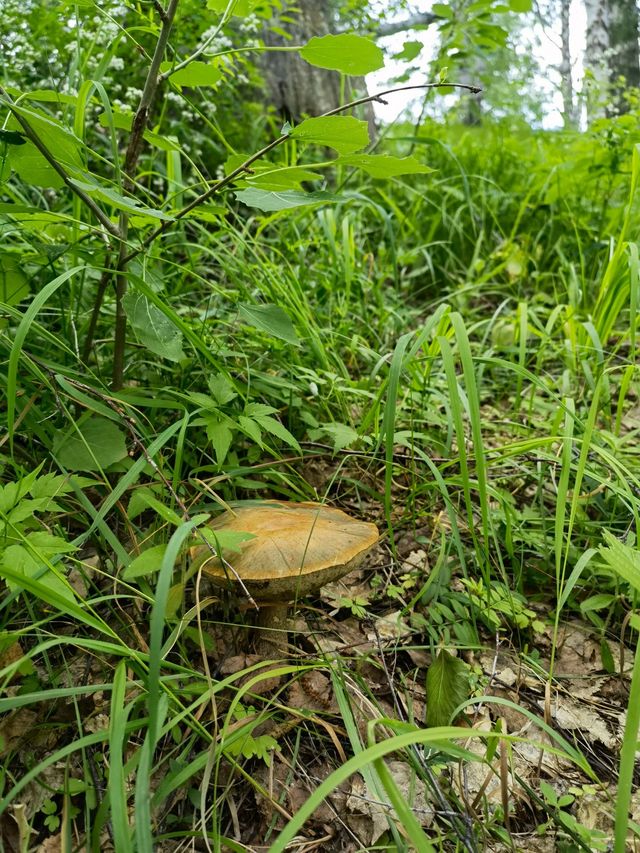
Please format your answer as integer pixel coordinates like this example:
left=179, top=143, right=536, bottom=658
left=241, top=14, right=260, bottom=34
left=110, top=56, right=125, bottom=71
left=125, top=86, right=144, bottom=103
left=197, top=27, right=233, bottom=55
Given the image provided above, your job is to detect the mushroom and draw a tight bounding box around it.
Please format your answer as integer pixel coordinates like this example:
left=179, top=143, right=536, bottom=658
left=192, top=500, right=379, bottom=656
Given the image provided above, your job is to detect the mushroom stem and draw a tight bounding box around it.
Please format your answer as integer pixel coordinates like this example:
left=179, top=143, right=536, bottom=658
left=254, top=603, right=291, bottom=657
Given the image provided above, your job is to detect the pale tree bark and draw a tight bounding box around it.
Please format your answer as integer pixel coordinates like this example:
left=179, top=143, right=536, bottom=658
left=559, top=0, right=576, bottom=126
left=585, top=0, right=640, bottom=119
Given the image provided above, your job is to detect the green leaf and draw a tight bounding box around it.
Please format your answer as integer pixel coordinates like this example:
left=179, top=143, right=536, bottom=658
left=28, top=472, right=85, bottom=501
left=208, top=374, right=237, bottom=406
left=9, top=105, right=84, bottom=171
left=123, top=544, right=168, bottom=580
left=54, top=416, right=128, bottom=472
left=98, top=111, right=180, bottom=151
left=127, top=487, right=183, bottom=526
left=2, top=533, right=76, bottom=601
left=245, top=165, right=323, bottom=191
left=243, top=403, right=277, bottom=418
left=237, top=415, right=263, bottom=445
left=234, top=188, right=339, bottom=212
left=199, top=527, right=255, bottom=555
left=6, top=143, right=62, bottom=188
left=206, top=0, right=261, bottom=15
left=599, top=530, right=640, bottom=593
left=160, top=61, right=222, bottom=89
left=319, top=422, right=359, bottom=452
left=238, top=303, right=300, bottom=345
left=509, top=0, right=532, bottom=11
left=0, top=469, right=41, bottom=515
left=336, top=153, right=434, bottom=179
left=253, top=415, right=300, bottom=452
left=579, top=593, right=617, bottom=613
left=290, top=115, right=369, bottom=154
left=431, top=3, right=454, bottom=17
left=122, top=291, right=185, bottom=362
left=299, top=34, right=384, bottom=76
left=0, top=154, right=10, bottom=183
left=70, top=178, right=173, bottom=221
left=204, top=417, right=234, bottom=466
left=0, top=255, right=30, bottom=305
left=392, top=41, right=424, bottom=62
left=426, top=649, right=470, bottom=727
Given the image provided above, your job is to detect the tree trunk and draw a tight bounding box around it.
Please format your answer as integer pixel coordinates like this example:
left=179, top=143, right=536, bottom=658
left=608, top=0, right=640, bottom=107
left=261, top=0, right=375, bottom=130
left=559, top=0, right=576, bottom=126
left=585, top=0, right=640, bottom=119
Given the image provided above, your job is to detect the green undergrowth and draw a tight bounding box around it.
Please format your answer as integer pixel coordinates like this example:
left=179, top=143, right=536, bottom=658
left=2, top=107, right=640, bottom=850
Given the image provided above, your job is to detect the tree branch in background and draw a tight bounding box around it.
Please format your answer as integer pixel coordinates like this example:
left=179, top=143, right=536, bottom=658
left=376, top=12, right=438, bottom=38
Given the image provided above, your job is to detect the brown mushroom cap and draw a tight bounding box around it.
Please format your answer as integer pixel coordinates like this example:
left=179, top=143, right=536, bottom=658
left=193, top=500, right=379, bottom=600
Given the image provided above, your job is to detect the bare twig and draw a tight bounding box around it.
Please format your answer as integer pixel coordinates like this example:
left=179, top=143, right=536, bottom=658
left=113, top=0, right=181, bottom=390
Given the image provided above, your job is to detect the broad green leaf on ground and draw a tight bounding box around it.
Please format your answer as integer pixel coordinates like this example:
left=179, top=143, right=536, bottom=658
left=54, top=416, right=128, bottom=472
left=0, top=255, right=30, bottom=305
left=70, top=178, right=174, bottom=221
left=160, top=61, right=222, bottom=88
left=238, top=303, right=300, bottom=345
left=299, top=34, right=384, bottom=75
left=234, top=188, right=338, bottom=212
left=336, top=153, right=434, bottom=179
left=599, top=530, right=640, bottom=593
left=289, top=116, right=369, bottom=154
left=122, top=291, right=185, bottom=362
left=426, top=649, right=470, bottom=727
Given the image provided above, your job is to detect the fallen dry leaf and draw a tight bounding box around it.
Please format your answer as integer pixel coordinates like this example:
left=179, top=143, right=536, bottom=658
left=346, top=761, right=433, bottom=845
left=366, top=610, right=412, bottom=642
left=38, top=833, right=63, bottom=852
